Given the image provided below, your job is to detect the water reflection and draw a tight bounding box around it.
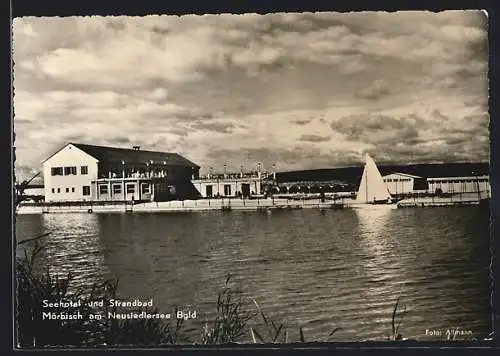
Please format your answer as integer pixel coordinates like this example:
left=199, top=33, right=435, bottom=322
left=15, top=207, right=491, bottom=342
left=17, top=213, right=108, bottom=292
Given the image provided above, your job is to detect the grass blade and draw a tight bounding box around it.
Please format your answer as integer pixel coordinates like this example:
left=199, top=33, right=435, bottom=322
left=299, top=326, right=305, bottom=343
left=391, top=297, right=400, bottom=338
left=328, top=327, right=342, bottom=338
left=250, top=327, right=265, bottom=343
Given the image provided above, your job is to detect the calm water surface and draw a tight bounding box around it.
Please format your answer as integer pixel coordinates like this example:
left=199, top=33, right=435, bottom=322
left=16, top=207, right=491, bottom=342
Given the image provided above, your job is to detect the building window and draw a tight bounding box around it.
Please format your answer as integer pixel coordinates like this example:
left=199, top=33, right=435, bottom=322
left=83, top=186, right=90, bottom=196
left=71, top=187, right=75, bottom=193
left=51, top=167, right=63, bottom=176
left=81, top=166, right=88, bottom=175
left=57, top=188, right=61, bottom=193
left=141, top=183, right=150, bottom=194
left=64, top=166, right=77, bottom=175
left=206, top=185, right=213, bottom=197
left=126, top=184, right=135, bottom=194
left=51, top=188, right=55, bottom=193
left=224, top=184, right=232, bottom=196
left=113, top=184, right=122, bottom=195
left=66, top=188, right=69, bottom=193
left=99, top=185, right=109, bottom=195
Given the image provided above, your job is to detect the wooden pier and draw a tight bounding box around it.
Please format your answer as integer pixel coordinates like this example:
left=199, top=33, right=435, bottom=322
left=397, top=196, right=482, bottom=208
left=17, top=197, right=345, bottom=215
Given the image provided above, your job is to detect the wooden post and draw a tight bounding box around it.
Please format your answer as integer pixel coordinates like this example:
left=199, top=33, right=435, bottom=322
left=136, top=180, right=139, bottom=202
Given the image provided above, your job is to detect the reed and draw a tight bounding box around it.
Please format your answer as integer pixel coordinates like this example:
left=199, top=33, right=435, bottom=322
left=388, top=296, right=407, bottom=341
left=16, top=245, right=407, bottom=347
left=200, top=275, right=254, bottom=344
left=15, top=176, right=186, bottom=347
left=250, top=298, right=342, bottom=343
left=16, top=241, right=189, bottom=347
left=14, top=176, right=407, bottom=347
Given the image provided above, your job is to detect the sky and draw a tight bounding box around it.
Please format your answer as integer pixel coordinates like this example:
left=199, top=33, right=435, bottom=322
left=13, top=11, right=489, bottom=180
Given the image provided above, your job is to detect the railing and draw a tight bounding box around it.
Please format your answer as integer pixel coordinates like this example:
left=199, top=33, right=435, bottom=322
left=18, top=200, right=149, bottom=208
left=18, top=196, right=346, bottom=213
left=196, top=173, right=269, bottom=180
left=134, top=196, right=345, bottom=210
left=95, top=174, right=166, bottom=180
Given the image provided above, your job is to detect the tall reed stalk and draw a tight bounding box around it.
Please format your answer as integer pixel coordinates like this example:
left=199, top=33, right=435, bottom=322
left=14, top=174, right=410, bottom=346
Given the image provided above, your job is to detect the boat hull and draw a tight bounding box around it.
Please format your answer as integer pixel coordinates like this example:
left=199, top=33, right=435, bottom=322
left=346, top=202, right=398, bottom=210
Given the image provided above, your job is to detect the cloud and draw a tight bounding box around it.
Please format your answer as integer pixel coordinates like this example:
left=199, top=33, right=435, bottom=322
left=330, top=108, right=489, bottom=164
left=331, top=114, right=423, bottom=142
left=354, top=79, right=391, bottom=100
left=190, top=121, right=236, bottom=134
left=12, top=11, right=489, bottom=173
left=293, top=119, right=310, bottom=125
left=299, top=134, right=331, bottom=142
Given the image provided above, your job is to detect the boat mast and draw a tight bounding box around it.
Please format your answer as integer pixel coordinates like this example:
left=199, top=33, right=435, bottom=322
left=365, top=157, right=368, bottom=203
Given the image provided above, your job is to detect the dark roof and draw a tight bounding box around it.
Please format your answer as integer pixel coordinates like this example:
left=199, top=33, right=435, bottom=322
left=276, top=162, right=490, bottom=185
left=70, top=143, right=199, bottom=168
left=15, top=183, right=44, bottom=189
left=26, top=184, right=44, bottom=189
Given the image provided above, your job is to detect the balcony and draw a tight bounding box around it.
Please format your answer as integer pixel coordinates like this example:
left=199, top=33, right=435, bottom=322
left=196, top=172, right=270, bottom=180
left=95, top=171, right=169, bottom=181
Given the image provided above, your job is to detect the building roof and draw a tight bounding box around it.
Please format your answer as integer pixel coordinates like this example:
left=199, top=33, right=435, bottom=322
left=42, top=143, right=199, bottom=168
left=26, top=184, right=44, bottom=188
left=383, top=172, right=423, bottom=179
left=70, top=143, right=200, bottom=168
left=276, top=162, right=490, bottom=184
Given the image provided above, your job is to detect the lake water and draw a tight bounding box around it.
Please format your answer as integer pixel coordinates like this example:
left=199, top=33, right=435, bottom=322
left=16, top=206, right=491, bottom=343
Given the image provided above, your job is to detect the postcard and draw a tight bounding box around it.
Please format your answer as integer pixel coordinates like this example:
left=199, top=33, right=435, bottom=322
left=12, top=10, right=491, bottom=348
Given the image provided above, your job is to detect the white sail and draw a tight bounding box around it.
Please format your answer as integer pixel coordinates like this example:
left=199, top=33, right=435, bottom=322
left=355, top=154, right=392, bottom=203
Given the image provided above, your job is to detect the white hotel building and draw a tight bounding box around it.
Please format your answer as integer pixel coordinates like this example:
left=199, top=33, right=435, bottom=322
left=42, top=143, right=200, bottom=202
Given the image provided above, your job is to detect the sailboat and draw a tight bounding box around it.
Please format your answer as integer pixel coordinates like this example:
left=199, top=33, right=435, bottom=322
left=351, top=153, right=395, bottom=207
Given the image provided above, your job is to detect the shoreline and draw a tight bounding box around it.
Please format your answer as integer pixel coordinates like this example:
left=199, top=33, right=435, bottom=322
left=16, top=194, right=487, bottom=215
left=16, top=198, right=345, bottom=215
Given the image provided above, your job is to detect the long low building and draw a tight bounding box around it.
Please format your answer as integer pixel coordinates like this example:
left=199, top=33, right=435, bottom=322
left=382, top=173, right=429, bottom=195
left=427, top=175, right=490, bottom=195
left=42, top=143, right=200, bottom=202
left=275, top=162, right=490, bottom=197
left=382, top=172, right=490, bottom=196
left=192, top=172, right=267, bottom=197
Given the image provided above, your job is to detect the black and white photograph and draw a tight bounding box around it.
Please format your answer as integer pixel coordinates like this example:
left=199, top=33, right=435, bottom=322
left=13, top=10, right=491, bottom=347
